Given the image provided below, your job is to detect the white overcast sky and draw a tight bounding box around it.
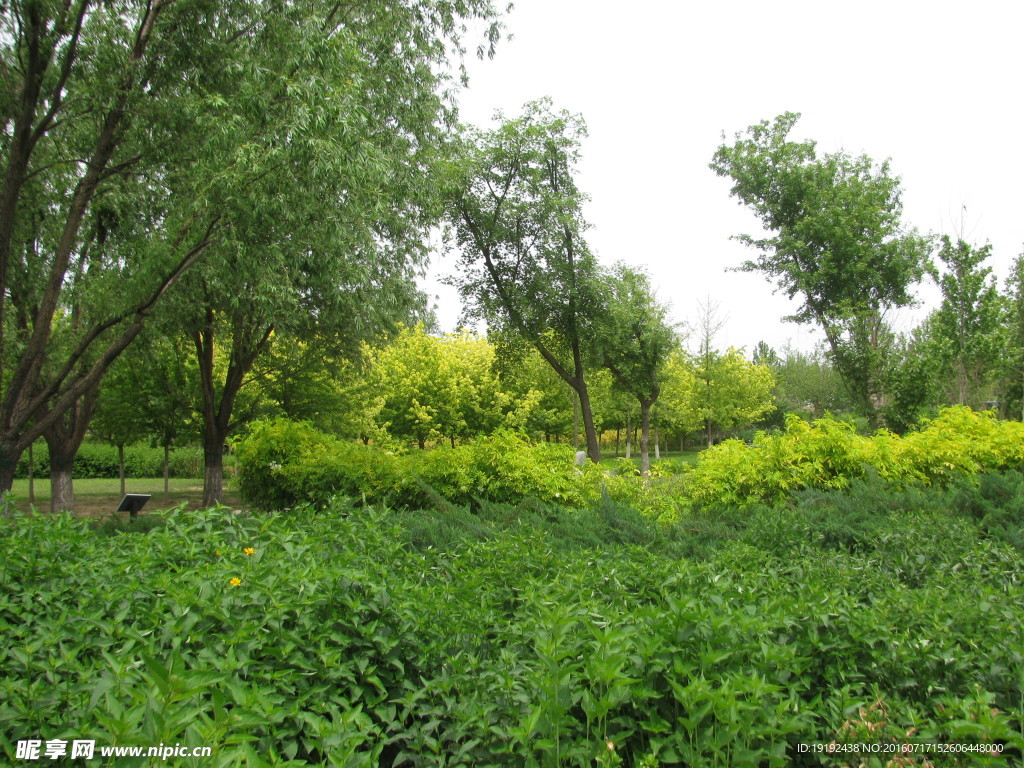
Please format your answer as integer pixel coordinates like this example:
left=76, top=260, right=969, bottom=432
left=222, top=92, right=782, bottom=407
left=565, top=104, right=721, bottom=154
left=422, top=0, right=1024, bottom=354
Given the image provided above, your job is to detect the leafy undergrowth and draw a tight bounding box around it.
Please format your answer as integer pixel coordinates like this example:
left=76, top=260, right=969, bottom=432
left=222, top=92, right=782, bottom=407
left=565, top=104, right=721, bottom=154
left=2, top=486, right=1024, bottom=767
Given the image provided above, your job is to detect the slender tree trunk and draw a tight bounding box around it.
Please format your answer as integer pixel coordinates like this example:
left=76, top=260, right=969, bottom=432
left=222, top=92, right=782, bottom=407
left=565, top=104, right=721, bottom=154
left=654, top=427, right=660, bottom=461
left=572, top=391, right=580, bottom=452
left=194, top=313, right=273, bottom=508
left=28, top=442, right=35, bottom=505
left=639, top=401, right=651, bottom=477
left=625, top=412, right=632, bottom=459
left=614, top=427, right=620, bottom=458
left=706, top=417, right=713, bottom=448
left=577, top=387, right=600, bottom=461
left=118, top=443, right=126, bottom=497
left=680, top=434, right=685, bottom=452
left=163, top=442, right=170, bottom=502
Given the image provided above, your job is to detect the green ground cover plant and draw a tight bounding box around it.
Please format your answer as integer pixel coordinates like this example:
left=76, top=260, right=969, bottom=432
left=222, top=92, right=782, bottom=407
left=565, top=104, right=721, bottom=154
left=235, top=420, right=593, bottom=512
left=2, top=491, right=1022, bottom=767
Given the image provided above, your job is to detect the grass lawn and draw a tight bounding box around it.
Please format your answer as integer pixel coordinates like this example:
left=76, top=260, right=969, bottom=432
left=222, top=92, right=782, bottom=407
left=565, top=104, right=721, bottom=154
left=599, top=448, right=703, bottom=471
left=7, top=477, right=242, bottom=518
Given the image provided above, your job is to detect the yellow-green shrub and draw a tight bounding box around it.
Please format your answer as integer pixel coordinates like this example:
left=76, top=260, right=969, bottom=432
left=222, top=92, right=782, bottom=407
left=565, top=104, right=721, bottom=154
left=236, top=421, right=592, bottom=510
left=680, top=407, right=1024, bottom=517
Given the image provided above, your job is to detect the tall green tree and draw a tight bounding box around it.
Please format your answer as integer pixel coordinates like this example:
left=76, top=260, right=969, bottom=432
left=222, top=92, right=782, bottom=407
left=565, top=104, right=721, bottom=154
left=710, top=113, right=929, bottom=428
left=444, top=99, right=605, bottom=461
left=1, top=0, right=505, bottom=504
left=599, top=263, right=678, bottom=476
left=928, top=236, right=1002, bottom=408
left=999, top=253, right=1024, bottom=420
left=0, top=0, right=252, bottom=492
left=154, top=0, right=507, bottom=506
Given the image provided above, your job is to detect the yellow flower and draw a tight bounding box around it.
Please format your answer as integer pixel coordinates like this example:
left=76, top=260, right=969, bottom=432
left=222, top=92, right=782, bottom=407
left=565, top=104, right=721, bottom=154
left=229, top=577, right=242, bottom=587
left=215, top=550, right=222, bottom=557
left=606, top=741, right=615, bottom=751
left=243, top=547, right=255, bottom=556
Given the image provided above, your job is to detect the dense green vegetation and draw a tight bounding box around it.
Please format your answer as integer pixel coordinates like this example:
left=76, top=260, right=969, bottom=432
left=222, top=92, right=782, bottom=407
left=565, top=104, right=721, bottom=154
left=3, top=467, right=1023, bottom=767
left=234, top=407, right=1024, bottom=523
left=5, top=1, right=1024, bottom=764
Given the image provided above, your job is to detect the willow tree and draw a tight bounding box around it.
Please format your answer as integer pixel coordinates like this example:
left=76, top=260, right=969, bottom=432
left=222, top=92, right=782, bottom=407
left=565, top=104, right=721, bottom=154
left=0, top=0, right=223, bottom=492
left=711, top=113, right=928, bottom=428
left=1, top=0, right=506, bottom=507
left=444, top=99, right=605, bottom=462
left=153, top=1, right=507, bottom=506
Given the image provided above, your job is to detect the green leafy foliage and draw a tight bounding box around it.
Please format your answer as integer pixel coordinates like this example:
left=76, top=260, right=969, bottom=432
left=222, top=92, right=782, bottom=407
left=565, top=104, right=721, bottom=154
left=2, top=494, right=1022, bottom=766
left=711, top=113, right=929, bottom=427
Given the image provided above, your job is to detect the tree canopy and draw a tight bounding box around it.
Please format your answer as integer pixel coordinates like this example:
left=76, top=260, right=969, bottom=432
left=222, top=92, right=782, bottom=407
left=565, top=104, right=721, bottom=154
left=710, top=112, right=929, bottom=426
left=444, top=99, right=605, bottom=461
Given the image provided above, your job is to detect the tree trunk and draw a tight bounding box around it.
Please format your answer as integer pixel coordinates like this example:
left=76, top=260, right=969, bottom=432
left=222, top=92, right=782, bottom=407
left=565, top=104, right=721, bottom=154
left=163, top=443, right=170, bottom=502
left=202, top=438, right=224, bottom=508
left=577, top=386, right=600, bottom=462
left=194, top=313, right=273, bottom=508
left=0, top=441, right=27, bottom=494
left=572, top=392, right=580, bottom=452
left=42, top=388, right=98, bottom=513
left=118, top=443, right=126, bottom=497
left=28, top=442, right=35, bottom=505
left=614, top=427, right=620, bottom=458
left=654, top=427, right=660, bottom=461
left=0, top=453, right=17, bottom=498
left=49, top=455, right=75, bottom=513
left=639, top=401, right=652, bottom=477
left=625, top=413, right=632, bottom=459
left=706, top=417, right=714, bottom=448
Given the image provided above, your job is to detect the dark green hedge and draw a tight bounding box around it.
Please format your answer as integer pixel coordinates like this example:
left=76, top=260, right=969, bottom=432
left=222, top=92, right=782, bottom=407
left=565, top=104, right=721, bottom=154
left=15, top=441, right=204, bottom=479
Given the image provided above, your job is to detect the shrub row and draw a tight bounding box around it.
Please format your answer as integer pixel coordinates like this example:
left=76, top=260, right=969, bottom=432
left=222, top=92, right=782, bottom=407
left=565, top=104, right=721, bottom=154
left=681, top=406, right=1024, bottom=516
left=235, top=407, right=1024, bottom=522
left=14, top=441, right=204, bottom=479
left=2, top=503, right=1021, bottom=766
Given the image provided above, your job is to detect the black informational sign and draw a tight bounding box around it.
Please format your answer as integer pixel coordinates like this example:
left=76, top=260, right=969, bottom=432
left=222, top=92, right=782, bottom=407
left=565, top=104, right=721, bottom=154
left=116, top=494, right=151, bottom=518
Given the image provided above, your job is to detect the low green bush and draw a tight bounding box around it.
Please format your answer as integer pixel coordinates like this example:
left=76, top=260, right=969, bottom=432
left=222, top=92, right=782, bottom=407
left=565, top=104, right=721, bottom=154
left=234, top=418, right=405, bottom=510
left=235, top=419, right=593, bottom=511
